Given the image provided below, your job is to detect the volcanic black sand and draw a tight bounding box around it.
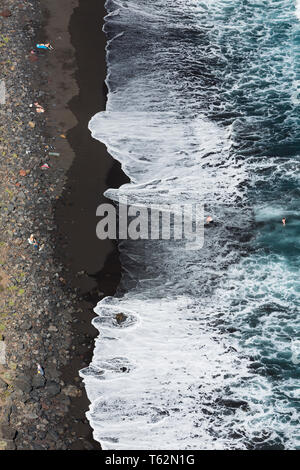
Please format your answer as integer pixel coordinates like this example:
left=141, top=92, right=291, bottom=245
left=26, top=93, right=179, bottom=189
left=0, top=0, right=128, bottom=450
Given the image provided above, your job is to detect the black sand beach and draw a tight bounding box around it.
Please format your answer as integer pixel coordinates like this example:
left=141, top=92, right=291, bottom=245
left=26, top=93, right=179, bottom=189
left=0, top=0, right=127, bottom=450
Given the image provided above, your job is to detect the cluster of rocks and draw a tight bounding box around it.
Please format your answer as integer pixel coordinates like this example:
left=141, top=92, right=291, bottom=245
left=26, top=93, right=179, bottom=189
left=0, top=1, right=99, bottom=450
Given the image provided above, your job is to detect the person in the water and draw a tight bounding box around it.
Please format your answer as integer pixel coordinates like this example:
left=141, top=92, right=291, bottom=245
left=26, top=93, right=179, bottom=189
left=204, top=215, right=215, bottom=228
left=282, top=217, right=286, bottom=226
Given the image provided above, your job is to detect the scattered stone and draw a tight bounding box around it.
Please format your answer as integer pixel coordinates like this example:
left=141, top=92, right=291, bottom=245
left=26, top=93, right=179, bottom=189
left=32, top=443, right=46, bottom=450
left=0, top=10, right=12, bottom=18
left=32, top=374, right=46, bottom=388
left=82, top=440, right=95, bottom=450
left=40, top=163, right=50, bottom=170
left=46, top=430, right=59, bottom=441
left=29, top=390, right=42, bottom=403
left=14, top=377, right=32, bottom=394
left=29, top=54, right=38, bottom=63
left=28, top=121, right=35, bottom=128
left=0, top=439, right=16, bottom=450
left=0, top=378, right=8, bottom=393
left=44, top=381, right=60, bottom=397
left=62, top=385, right=81, bottom=398
left=0, top=424, right=17, bottom=440
left=24, top=411, right=39, bottom=420
left=22, top=320, right=32, bottom=330
left=37, top=363, right=45, bottom=376
left=0, top=377, right=8, bottom=390
left=115, top=313, right=127, bottom=325
left=48, top=325, right=58, bottom=332
left=19, top=169, right=30, bottom=177
left=1, top=404, right=12, bottom=424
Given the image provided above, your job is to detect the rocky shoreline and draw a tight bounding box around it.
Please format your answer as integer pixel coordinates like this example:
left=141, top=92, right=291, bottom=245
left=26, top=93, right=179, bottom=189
left=0, top=0, right=125, bottom=450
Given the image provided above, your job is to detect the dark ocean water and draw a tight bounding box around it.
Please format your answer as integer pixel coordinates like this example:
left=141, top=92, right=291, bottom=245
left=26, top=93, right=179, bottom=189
left=81, top=0, right=300, bottom=449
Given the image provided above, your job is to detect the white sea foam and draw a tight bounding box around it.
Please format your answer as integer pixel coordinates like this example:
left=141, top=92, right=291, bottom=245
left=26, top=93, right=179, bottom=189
left=296, top=0, right=300, bottom=20
left=83, top=297, right=259, bottom=450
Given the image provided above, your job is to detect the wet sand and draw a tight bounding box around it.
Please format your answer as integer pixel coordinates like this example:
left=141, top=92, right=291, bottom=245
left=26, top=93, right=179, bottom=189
left=0, top=0, right=128, bottom=450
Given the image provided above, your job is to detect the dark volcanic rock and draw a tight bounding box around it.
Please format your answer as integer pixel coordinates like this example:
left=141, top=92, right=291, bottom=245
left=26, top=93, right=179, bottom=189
left=32, top=374, right=46, bottom=388
left=1, top=440, right=16, bottom=450
left=0, top=377, right=8, bottom=390
left=0, top=424, right=17, bottom=440
left=46, top=429, right=59, bottom=441
left=0, top=9, right=12, bottom=18
left=115, top=312, right=127, bottom=324
left=14, top=377, right=32, bottom=394
left=44, top=381, right=61, bottom=397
